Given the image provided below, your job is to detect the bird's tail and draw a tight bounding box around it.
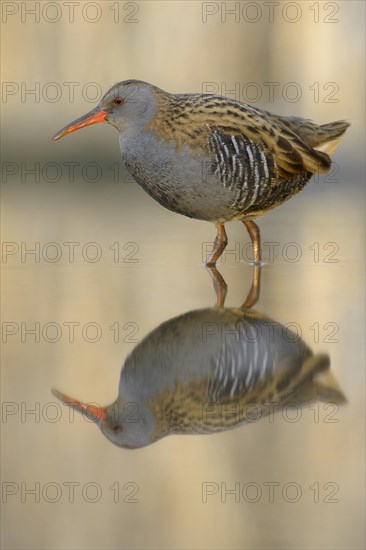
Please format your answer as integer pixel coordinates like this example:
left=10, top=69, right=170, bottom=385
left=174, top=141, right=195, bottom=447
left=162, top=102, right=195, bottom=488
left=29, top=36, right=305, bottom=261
left=278, top=116, right=350, bottom=156
left=291, top=353, right=347, bottom=406
left=312, top=120, right=350, bottom=156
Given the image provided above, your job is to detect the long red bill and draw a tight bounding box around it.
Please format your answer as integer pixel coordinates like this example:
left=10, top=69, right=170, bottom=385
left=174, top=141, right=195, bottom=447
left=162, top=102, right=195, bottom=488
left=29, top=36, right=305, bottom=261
left=52, top=108, right=107, bottom=141
left=52, top=389, right=105, bottom=421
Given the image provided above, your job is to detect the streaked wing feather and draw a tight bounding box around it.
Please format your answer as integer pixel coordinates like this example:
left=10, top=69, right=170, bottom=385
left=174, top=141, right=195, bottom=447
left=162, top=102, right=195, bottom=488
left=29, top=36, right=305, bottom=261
left=205, top=106, right=331, bottom=185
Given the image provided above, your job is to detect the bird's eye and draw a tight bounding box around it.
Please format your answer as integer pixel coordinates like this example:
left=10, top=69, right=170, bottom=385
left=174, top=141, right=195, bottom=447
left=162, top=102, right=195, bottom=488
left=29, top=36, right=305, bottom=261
left=112, top=424, right=122, bottom=433
left=114, top=98, right=123, bottom=106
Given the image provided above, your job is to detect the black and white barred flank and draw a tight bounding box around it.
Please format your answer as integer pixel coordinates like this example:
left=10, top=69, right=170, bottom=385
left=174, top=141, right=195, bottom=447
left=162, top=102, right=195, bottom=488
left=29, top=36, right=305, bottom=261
left=208, top=127, right=274, bottom=188
left=207, top=126, right=311, bottom=215
left=208, top=127, right=274, bottom=206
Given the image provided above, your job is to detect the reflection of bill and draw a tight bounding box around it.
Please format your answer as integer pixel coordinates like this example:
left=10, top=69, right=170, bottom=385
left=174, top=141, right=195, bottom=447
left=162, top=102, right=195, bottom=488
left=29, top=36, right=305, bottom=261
left=52, top=273, right=346, bottom=449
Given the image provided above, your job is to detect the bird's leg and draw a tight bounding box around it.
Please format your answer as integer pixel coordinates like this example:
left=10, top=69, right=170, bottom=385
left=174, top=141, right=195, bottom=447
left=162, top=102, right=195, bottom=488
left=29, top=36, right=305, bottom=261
left=206, top=266, right=228, bottom=307
left=242, top=263, right=261, bottom=309
left=243, top=220, right=261, bottom=264
left=206, top=224, right=228, bottom=267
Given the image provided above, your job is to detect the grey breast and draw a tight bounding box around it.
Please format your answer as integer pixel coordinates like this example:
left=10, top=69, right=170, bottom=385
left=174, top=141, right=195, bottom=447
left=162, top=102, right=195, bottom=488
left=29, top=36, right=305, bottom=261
left=119, top=128, right=312, bottom=223
left=119, top=308, right=311, bottom=403
left=118, top=131, right=245, bottom=223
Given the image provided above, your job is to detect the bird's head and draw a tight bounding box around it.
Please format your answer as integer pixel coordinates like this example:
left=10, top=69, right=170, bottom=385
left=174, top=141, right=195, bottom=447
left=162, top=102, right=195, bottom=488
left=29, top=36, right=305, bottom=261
left=52, top=388, right=156, bottom=449
left=52, top=80, right=160, bottom=140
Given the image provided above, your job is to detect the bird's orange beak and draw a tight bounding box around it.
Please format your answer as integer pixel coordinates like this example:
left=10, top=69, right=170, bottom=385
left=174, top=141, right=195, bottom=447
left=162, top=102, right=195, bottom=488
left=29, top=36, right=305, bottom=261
left=52, top=108, right=108, bottom=141
left=52, top=389, right=105, bottom=421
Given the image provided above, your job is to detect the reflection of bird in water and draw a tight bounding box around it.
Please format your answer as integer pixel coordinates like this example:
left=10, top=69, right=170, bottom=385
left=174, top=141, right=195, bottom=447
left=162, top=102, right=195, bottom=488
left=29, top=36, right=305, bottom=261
left=52, top=270, right=346, bottom=449
left=53, top=80, right=349, bottom=265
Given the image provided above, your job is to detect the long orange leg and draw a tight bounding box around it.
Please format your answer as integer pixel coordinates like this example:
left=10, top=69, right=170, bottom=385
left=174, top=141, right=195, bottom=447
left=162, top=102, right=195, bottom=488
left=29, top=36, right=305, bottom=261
left=243, top=220, right=261, bottom=265
left=242, top=263, right=261, bottom=308
left=206, top=266, right=228, bottom=307
left=206, top=224, right=228, bottom=267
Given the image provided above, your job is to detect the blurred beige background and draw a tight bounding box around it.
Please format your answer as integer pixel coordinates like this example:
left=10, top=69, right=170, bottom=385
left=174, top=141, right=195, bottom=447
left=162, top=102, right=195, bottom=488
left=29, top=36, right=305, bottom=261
left=1, top=1, right=365, bottom=549
left=1, top=0, right=364, bottom=162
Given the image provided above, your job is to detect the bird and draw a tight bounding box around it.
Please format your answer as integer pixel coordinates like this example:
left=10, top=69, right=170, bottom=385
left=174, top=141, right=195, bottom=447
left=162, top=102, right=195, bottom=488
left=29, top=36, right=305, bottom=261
left=52, top=305, right=346, bottom=449
left=53, top=80, right=349, bottom=265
